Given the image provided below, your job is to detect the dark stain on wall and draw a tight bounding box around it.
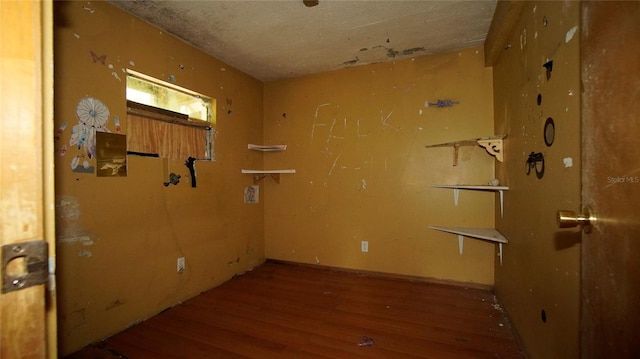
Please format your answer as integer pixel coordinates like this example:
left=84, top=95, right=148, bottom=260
left=342, top=57, right=360, bottom=66
left=387, top=47, right=427, bottom=58
left=343, top=46, right=426, bottom=67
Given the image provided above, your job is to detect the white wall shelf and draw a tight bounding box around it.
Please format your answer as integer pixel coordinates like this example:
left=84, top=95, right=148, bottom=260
left=244, top=143, right=290, bottom=183
left=431, top=185, right=509, bottom=218
left=425, top=135, right=506, bottom=166
left=241, top=169, right=296, bottom=184
left=248, top=144, right=287, bottom=151
left=429, top=226, right=508, bottom=265
left=427, top=136, right=509, bottom=265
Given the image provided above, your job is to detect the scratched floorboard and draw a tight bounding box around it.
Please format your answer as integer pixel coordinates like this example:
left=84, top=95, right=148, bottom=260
left=64, top=261, right=525, bottom=359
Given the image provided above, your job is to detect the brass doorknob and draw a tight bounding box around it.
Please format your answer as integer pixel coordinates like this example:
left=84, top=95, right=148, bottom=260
left=557, top=206, right=596, bottom=233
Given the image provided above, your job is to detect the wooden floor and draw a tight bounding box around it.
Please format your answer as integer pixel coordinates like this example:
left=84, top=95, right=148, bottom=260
left=65, top=261, right=524, bottom=359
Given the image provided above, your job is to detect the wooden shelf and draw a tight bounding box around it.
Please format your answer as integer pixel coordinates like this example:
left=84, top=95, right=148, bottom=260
left=425, top=135, right=506, bottom=166
left=431, top=185, right=509, bottom=218
left=429, top=226, right=507, bottom=265
left=241, top=169, right=295, bottom=184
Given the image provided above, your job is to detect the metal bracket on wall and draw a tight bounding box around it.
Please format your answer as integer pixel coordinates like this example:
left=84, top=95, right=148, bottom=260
left=2, top=240, right=48, bottom=293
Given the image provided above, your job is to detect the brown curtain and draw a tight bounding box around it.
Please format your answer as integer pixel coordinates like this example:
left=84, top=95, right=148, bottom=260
left=126, top=113, right=209, bottom=160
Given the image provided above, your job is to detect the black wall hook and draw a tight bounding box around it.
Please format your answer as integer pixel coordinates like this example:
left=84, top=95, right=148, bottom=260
left=185, top=157, right=197, bottom=187
left=526, top=152, right=545, bottom=179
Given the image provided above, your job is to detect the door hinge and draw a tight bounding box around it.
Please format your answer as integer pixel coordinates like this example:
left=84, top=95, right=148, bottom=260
left=2, top=240, right=48, bottom=293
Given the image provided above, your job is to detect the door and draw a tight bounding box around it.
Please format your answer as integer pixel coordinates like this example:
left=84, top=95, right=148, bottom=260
left=0, top=1, right=56, bottom=358
left=580, top=2, right=640, bottom=358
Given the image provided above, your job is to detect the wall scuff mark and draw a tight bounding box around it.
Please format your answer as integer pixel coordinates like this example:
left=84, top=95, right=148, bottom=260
left=380, top=109, right=396, bottom=130
left=105, top=299, right=125, bottom=311
left=565, top=26, right=578, bottom=43
left=563, top=157, right=573, bottom=168
left=425, top=99, right=459, bottom=108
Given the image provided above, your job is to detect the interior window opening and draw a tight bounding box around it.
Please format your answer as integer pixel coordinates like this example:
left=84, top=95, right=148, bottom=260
left=125, top=70, right=216, bottom=161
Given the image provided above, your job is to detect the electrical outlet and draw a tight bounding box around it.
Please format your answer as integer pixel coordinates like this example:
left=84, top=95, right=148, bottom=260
left=177, top=257, right=185, bottom=273
left=361, top=241, right=368, bottom=253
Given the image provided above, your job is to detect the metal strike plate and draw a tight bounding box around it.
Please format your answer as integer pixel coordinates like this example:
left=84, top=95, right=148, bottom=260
left=2, top=240, right=48, bottom=293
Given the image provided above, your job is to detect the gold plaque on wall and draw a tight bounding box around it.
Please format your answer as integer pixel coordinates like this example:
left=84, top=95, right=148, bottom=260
left=96, top=132, right=127, bottom=177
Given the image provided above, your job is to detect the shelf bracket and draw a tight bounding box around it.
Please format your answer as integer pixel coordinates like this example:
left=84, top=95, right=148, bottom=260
left=453, top=144, right=460, bottom=166
left=433, top=185, right=508, bottom=216
left=477, top=138, right=504, bottom=162
left=426, top=135, right=505, bottom=166
left=253, top=173, right=281, bottom=184
left=242, top=169, right=294, bottom=184
left=457, top=234, right=504, bottom=264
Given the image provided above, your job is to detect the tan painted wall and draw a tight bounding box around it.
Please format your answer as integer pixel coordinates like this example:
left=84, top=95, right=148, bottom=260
left=492, top=2, right=581, bottom=358
left=53, top=2, right=265, bottom=355
left=54, top=1, right=566, bottom=356
left=263, top=47, right=499, bottom=284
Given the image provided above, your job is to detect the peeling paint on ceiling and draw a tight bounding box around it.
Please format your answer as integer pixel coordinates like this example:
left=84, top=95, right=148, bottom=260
left=109, top=0, right=497, bottom=82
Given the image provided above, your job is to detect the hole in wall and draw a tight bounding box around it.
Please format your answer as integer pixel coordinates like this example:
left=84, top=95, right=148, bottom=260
left=303, top=0, right=319, bottom=7
left=544, top=117, right=555, bottom=146
left=537, top=94, right=542, bottom=106
left=543, top=60, right=553, bottom=81
left=541, top=309, right=547, bottom=323
left=543, top=16, right=548, bottom=27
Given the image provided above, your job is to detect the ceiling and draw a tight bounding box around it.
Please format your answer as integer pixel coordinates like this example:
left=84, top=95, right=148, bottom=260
left=109, top=0, right=498, bottom=82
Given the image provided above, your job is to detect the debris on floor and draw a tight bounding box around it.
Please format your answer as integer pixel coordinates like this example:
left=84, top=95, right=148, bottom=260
left=358, top=336, right=375, bottom=347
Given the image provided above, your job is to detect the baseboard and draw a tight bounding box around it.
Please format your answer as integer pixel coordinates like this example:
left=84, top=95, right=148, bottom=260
left=265, top=258, right=494, bottom=292
left=494, top=304, right=531, bottom=359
